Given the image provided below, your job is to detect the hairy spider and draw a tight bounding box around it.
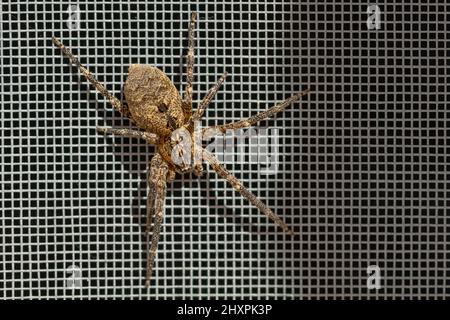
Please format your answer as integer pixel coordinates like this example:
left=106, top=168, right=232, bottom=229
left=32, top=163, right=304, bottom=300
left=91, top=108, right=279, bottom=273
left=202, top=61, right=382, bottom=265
left=52, top=12, right=310, bottom=287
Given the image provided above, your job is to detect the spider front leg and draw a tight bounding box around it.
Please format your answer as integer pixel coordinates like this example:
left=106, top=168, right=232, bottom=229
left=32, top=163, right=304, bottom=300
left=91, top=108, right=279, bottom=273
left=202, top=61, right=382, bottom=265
left=145, top=166, right=174, bottom=235
left=52, top=37, right=130, bottom=118
left=202, top=149, right=294, bottom=235
left=145, top=170, right=156, bottom=235
left=145, top=154, right=172, bottom=287
left=96, top=127, right=158, bottom=144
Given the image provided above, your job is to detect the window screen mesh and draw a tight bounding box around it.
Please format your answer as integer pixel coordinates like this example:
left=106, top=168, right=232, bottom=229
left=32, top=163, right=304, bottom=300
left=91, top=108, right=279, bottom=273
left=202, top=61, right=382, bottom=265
left=1, top=1, right=449, bottom=299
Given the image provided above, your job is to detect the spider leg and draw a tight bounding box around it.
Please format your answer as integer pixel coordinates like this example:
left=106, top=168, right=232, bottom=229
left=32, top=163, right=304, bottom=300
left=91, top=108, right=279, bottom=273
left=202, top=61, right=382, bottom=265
left=52, top=36, right=130, bottom=117
left=182, top=12, right=197, bottom=117
left=96, top=127, right=158, bottom=144
left=203, top=89, right=310, bottom=134
left=189, top=72, right=228, bottom=176
left=145, top=168, right=174, bottom=235
left=145, top=172, right=156, bottom=234
left=202, top=149, right=294, bottom=235
left=189, top=72, right=228, bottom=125
left=145, top=154, right=169, bottom=287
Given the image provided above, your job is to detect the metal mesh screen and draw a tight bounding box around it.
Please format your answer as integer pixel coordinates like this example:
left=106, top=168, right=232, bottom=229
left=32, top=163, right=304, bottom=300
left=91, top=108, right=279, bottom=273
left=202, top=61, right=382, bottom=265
left=1, top=1, right=449, bottom=299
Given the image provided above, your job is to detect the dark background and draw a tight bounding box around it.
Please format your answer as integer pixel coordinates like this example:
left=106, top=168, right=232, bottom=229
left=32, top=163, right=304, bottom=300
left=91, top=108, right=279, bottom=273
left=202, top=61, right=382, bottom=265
left=0, top=1, right=449, bottom=299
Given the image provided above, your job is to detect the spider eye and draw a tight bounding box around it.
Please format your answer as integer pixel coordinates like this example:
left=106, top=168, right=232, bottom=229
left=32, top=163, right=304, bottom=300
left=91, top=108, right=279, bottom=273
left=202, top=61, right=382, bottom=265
left=158, top=104, right=168, bottom=112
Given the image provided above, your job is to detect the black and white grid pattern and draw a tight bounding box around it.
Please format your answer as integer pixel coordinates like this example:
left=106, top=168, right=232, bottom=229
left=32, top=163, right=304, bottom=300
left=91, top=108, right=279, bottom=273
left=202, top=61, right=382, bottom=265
left=1, top=1, right=449, bottom=299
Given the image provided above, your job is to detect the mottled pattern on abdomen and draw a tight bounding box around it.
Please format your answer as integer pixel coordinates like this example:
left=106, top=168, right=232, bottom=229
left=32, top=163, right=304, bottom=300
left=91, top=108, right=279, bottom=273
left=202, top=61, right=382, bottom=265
left=124, top=64, right=185, bottom=136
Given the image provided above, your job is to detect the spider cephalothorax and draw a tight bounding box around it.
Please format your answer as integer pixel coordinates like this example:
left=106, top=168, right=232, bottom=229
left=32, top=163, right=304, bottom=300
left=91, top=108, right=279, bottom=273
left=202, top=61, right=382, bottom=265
left=52, top=12, right=310, bottom=287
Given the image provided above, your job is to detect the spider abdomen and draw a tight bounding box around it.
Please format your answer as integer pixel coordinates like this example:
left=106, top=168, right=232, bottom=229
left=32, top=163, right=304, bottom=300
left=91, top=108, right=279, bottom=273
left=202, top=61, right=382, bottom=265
left=124, top=64, right=185, bottom=137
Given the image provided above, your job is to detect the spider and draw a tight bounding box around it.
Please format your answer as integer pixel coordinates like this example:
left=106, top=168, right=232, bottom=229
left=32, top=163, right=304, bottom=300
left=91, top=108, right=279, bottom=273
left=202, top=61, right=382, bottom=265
left=52, top=12, right=310, bottom=287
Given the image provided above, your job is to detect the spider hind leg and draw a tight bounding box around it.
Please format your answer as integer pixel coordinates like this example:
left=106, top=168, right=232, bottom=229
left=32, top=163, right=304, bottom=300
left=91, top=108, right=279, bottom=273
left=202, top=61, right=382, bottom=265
left=182, top=12, right=197, bottom=118
left=52, top=36, right=130, bottom=117
left=204, top=88, right=310, bottom=134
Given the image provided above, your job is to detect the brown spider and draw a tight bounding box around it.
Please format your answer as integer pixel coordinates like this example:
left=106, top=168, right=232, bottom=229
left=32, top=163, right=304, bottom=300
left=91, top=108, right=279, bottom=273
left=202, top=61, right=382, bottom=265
left=52, top=12, right=310, bottom=287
